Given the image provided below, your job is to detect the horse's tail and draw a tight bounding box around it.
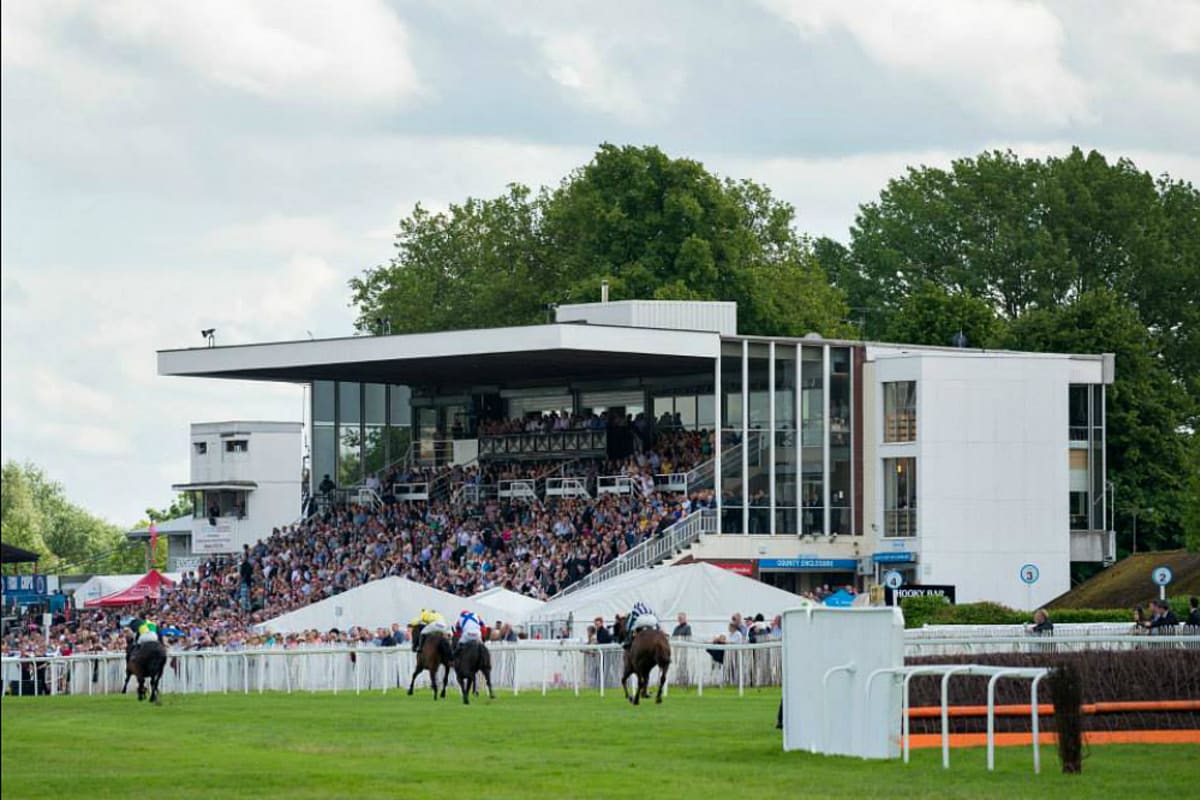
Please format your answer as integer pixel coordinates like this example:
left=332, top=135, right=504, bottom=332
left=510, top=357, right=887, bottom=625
left=438, top=635, right=454, bottom=665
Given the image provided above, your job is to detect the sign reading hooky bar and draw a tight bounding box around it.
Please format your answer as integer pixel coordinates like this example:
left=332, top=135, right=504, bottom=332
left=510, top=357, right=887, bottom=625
left=884, top=584, right=957, bottom=605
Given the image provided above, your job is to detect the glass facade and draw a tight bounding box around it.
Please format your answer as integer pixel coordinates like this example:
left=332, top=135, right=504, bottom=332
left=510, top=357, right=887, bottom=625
left=310, top=381, right=412, bottom=491
left=708, top=341, right=860, bottom=537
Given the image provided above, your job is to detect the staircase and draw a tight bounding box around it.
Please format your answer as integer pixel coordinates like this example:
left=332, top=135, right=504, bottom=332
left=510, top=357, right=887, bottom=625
left=552, top=508, right=717, bottom=599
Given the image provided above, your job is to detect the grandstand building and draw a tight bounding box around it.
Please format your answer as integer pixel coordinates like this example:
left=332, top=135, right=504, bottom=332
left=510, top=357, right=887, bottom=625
left=158, top=300, right=1114, bottom=609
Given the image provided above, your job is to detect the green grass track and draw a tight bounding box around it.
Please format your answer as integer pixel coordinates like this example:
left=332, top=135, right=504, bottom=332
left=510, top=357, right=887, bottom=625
left=2, top=688, right=1195, bottom=799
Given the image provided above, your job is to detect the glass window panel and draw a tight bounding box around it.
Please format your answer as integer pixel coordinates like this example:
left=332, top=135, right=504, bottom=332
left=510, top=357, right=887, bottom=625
left=697, top=394, right=715, bottom=430
left=774, top=349, right=796, bottom=429
left=338, top=382, right=361, bottom=425
left=801, top=347, right=823, bottom=447
left=313, top=381, right=335, bottom=424
left=883, top=381, right=916, bottom=443
left=389, top=385, right=411, bottom=427
left=675, top=395, right=696, bottom=429
left=721, top=352, right=743, bottom=428
left=313, top=425, right=336, bottom=490
left=364, top=426, right=387, bottom=476
left=721, top=435, right=744, bottom=534
left=364, top=384, right=386, bottom=426
left=338, top=424, right=362, bottom=486
left=884, top=457, right=916, bottom=537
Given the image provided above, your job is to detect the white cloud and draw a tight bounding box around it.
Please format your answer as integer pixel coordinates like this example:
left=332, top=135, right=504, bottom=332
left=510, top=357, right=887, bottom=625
left=538, top=32, right=682, bottom=123
left=3, top=0, right=422, bottom=109
left=760, top=0, right=1091, bottom=126
left=207, top=214, right=351, bottom=256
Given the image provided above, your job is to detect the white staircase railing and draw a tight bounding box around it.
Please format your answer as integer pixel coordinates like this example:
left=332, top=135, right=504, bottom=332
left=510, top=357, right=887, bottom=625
left=553, top=508, right=717, bottom=598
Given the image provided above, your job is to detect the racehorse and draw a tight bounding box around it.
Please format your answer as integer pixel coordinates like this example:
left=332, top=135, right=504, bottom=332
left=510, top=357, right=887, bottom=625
left=407, top=625, right=453, bottom=700
left=452, top=639, right=495, bottom=705
left=612, top=614, right=671, bottom=705
left=122, top=640, right=167, bottom=704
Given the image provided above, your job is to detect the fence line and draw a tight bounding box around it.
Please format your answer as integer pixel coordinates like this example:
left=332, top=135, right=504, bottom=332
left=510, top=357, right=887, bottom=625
left=4, top=634, right=1196, bottom=699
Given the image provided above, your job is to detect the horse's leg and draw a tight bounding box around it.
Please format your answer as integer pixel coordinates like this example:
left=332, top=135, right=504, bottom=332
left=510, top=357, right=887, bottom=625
left=632, top=670, right=644, bottom=706
left=459, top=669, right=470, bottom=705
left=122, top=670, right=132, bottom=694
left=137, top=676, right=147, bottom=702
left=407, top=663, right=422, bottom=696
left=482, top=667, right=495, bottom=699
left=430, top=664, right=438, bottom=700
left=440, top=662, right=449, bottom=698
left=656, top=659, right=669, bottom=704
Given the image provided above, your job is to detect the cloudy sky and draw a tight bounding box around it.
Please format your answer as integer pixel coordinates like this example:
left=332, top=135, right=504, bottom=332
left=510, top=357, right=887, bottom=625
left=3, top=0, right=1198, bottom=526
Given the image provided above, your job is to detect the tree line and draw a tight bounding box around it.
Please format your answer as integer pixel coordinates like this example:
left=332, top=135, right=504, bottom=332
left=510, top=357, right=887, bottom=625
left=1, top=461, right=182, bottom=575
left=352, top=144, right=1199, bottom=554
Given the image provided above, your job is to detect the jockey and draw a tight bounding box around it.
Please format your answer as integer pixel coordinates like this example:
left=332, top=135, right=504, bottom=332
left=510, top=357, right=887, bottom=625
left=623, top=601, right=659, bottom=649
left=456, top=610, right=484, bottom=652
left=409, top=608, right=448, bottom=652
left=126, top=617, right=160, bottom=658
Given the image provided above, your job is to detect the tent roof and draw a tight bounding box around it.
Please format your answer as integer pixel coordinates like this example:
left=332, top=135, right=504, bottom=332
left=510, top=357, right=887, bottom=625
left=256, top=577, right=509, bottom=634
left=469, top=587, right=545, bottom=620
left=2, top=542, right=40, bottom=564
left=527, top=563, right=806, bottom=628
left=83, top=569, right=175, bottom=608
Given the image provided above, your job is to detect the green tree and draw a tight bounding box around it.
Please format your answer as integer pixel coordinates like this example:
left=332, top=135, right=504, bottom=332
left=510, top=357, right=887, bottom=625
left=1003, top=291, right=1192, bottom=552
left=881, top=280, right=1002, bottom=348
left=836, top=148, right=1199, bottom=422
left=1, top=460, right=137, bottom=573
left=351, top=144, right=852, bottom=339
left=1181, top=432, right=1200, bottom=553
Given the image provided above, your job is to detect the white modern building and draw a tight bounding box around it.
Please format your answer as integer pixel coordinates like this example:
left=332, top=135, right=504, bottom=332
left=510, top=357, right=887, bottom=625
left=170, top=421, right=303, bottom=560
left=158, top=300, right=1113, bottom=609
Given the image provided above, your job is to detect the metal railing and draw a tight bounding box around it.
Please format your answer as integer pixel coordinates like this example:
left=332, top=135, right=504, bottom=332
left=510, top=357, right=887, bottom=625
left=553, top=508, right=718, bottom=598
left=393, top=482, right=430, bottom=502
left=8, top=631, right=1194, bottom=699
left=545, top=477, right=591, bottom=499
left=479, top=430, right=607, bottom=459
left=596, top=475, right=634, bottom=496
left=498, top=479, right=539, bottom=500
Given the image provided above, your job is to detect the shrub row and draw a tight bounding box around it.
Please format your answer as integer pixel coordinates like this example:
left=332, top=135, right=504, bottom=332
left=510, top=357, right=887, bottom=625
left=899, top=595, right=1193, bottom=629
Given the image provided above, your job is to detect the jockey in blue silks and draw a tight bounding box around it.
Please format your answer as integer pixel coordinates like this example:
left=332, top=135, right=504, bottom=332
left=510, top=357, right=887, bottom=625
left=455, top=609, right=484, bottom=655
left=623, top=601, right=658, bottom=649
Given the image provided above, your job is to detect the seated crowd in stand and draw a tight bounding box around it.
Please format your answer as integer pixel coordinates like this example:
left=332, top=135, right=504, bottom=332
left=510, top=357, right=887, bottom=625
left=4, top=485, right=715, bottom=658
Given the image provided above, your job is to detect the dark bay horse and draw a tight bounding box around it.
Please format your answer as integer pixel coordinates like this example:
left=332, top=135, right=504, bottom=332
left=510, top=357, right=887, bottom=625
left=613, top=615, right=671, bottom=705
left=452, top=639, right=495, bottom=705
left=407, top=626, right=452, bottom=700
left=123, top=640, right=167, bottom=704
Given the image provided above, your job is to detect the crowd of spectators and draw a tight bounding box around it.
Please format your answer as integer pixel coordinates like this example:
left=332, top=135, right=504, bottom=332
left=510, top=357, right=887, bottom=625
left=5, top=482, right=715, bottom=659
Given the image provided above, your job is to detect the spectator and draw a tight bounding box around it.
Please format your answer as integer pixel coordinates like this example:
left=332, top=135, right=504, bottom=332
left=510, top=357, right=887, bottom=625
left=671, top=612, right=692, bottom=639
left=594, top=616, right=613, bottom=645
left=1028, top=608, right=1053, bottom=635
left=1186, top=597, right=1200, bottom=628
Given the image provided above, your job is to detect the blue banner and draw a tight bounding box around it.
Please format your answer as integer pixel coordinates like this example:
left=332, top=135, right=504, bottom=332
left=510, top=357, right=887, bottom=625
left=758, top=558, right=859, bottom=571
left=872, top=552, right=916, bottom=564
left=2, top=574, right=48, bottom=597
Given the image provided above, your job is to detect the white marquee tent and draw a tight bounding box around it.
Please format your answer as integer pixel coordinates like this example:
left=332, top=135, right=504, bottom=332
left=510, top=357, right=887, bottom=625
left=469, top=587, right=545, bottom=622
left=256, top=577, right=508, bottom=634
left=524, top=563, right=809, bottom=640
left=71, top=572, right=182, bottom=609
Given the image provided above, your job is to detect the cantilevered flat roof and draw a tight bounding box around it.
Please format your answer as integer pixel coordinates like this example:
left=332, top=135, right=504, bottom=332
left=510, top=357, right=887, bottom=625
left=158, top=323, right=720, bottom=389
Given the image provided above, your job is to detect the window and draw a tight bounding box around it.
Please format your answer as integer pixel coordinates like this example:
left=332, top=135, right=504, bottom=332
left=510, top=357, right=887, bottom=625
left=884, top=457, right=916, bottom=537
left=224, top=439, right=248, bottom=453
left=193, top=442, right=207, bottom=455
left=883, top=381, right=917, bottom=443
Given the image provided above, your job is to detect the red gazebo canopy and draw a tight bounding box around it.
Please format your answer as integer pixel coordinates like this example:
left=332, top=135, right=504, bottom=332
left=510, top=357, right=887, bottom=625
left=84, top=569, right=175, bottom=608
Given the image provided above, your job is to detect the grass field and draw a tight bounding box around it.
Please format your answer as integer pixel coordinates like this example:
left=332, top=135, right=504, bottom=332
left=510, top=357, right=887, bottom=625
left=2, top=688, right=1196, bottom=799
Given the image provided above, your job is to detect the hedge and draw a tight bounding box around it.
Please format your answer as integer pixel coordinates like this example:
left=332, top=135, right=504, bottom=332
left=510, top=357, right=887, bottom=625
left=899, top=595, right=1194, bottom=629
